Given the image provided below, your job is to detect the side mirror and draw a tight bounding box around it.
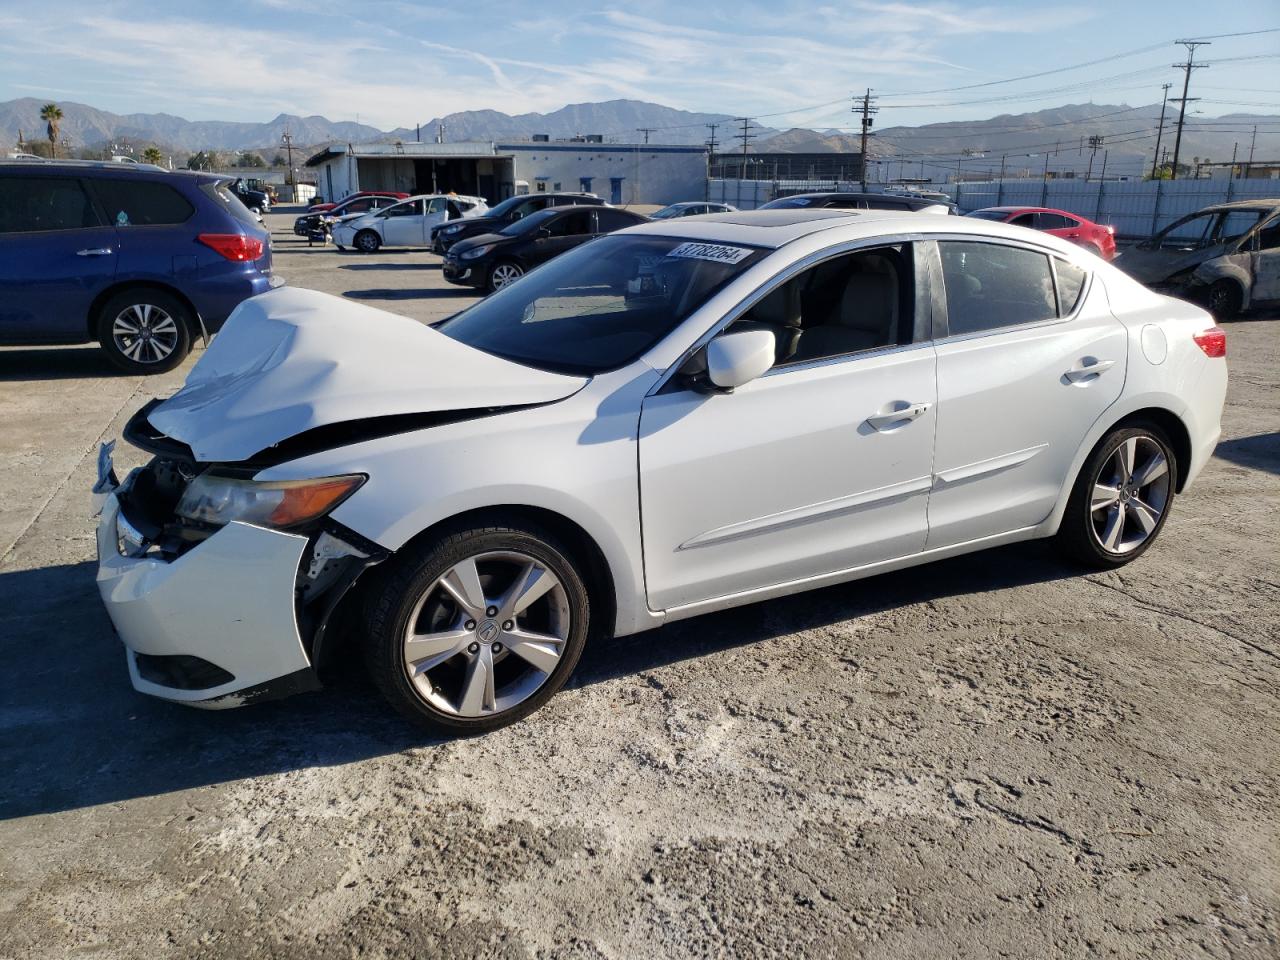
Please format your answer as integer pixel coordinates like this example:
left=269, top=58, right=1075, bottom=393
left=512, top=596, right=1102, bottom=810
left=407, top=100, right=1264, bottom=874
left=706, top=329, right=776, bottom=391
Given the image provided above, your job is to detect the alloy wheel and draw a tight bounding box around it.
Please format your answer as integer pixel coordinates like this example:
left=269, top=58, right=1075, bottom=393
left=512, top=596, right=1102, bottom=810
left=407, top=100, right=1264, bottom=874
left=490, top=263, right=523, bottom=289
left=401, top=551, right=570, bottom=718
left=111, top=304, right=180, bottom=365
left=1089, top=435, right=1171, bottom=555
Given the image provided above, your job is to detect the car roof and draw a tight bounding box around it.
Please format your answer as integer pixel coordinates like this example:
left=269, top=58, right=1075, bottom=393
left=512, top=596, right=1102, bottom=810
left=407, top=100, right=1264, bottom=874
left=621, top=207, right=1091, bottom=252
left=974, top=206, right=1085, bottom=217
left=0, top=158, right=171, bottom=175
left=773, top=191, right=945, bottom=208
left=1192, top=199, right=1280, bottom=213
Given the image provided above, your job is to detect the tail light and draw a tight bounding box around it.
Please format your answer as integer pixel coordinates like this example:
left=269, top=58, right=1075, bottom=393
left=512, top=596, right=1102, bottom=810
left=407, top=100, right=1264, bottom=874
left=198, top=233, right=264, bottom=261
left=1106, top=225, right=1115, bottom=235
left=1193, top=327, right=1227, bottom=358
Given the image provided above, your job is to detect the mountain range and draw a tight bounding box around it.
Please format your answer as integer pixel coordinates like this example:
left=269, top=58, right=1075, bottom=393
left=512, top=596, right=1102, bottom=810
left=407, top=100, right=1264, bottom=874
left=2, top=97, right=1276, bottom=172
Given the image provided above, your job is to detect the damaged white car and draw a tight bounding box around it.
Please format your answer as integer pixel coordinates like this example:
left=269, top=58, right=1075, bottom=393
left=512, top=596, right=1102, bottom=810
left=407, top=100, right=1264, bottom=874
left=94, top=210, right=1228, bottom=732
left=1116, top=199, right=1280, bottom=319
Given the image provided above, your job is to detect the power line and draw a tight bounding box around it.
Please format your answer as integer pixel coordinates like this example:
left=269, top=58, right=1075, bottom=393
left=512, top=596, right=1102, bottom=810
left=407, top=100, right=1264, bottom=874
left=636, top=127, right=655, bottom=144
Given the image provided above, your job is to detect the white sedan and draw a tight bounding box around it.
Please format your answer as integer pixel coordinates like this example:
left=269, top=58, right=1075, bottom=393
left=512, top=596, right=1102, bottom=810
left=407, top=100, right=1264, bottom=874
left=94, top=209, right=1227, bottom=731
left=331, top=193, right=487, bottom=252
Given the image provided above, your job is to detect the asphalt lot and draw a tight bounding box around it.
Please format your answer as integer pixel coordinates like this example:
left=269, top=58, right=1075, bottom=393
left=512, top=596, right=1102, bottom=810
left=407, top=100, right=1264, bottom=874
left=1, top=207, right=1277, bottom=959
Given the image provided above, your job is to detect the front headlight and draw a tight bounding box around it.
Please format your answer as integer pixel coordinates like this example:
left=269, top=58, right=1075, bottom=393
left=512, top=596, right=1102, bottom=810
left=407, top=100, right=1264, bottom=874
left=460, top=244, right=494, bottom=261
left=442, top=224, right=464, bottom=234
left=176, top=474, right=365, bottom=529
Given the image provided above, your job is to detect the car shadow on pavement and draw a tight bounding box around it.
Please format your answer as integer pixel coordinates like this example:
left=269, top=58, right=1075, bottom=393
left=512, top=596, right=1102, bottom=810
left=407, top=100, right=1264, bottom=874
left=1213, top=432, right=1279, bottom=475
left=343, top=288, right=475, bottom=301
left=339, top=263, right=442, bottom=271
left=0, top=346, right=126, bottom=381
left=0, top=541, right=1077, bottom=821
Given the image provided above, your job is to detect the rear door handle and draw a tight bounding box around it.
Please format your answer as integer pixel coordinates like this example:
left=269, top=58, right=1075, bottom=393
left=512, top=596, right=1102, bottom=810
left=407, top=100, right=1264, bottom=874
left=867, top=401, right=932, bottom=431
left=76, top=247, right=114, bottom=257
left=1064, top=359, right=1116, bottom=382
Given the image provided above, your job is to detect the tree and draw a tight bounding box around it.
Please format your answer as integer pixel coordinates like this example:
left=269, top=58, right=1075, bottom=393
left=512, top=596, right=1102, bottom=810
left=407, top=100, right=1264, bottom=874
left=236, top=151, right=265, bottom=168
left=271, top=153, right=287, bottom=167
left=186, top=150, right=220, bottom=171
left=142, top=147, right=164, bottom=166
left=39, top=103, right=63, bottom=158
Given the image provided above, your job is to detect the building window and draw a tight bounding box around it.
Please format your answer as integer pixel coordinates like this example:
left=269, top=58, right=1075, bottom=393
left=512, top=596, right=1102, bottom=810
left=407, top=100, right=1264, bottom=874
left=580, top=176, right=593, bottom=192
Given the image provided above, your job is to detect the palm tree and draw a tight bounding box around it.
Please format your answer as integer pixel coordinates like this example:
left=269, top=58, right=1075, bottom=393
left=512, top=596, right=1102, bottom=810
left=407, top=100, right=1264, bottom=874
left=40, top=103, right=63, bottom=158
left=142, top=147, right=163, bottom=166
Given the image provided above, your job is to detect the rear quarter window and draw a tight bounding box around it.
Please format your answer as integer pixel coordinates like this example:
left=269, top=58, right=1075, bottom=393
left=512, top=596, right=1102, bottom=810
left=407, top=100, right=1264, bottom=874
left=92, top=178, right=194, bottom=226
left=204, top=182, right=262, bottom=227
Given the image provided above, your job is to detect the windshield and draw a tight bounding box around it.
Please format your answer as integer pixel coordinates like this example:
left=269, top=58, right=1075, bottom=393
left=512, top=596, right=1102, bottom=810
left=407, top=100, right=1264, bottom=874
left=650, top=205, right=686, bottom=219
left=437, top=234, right=767, bottom=374
left=965, top=210, right=1012, bottom=221
left=760, top=196, right=816, bottom=209
left=484, top=195, right=529, bottom=219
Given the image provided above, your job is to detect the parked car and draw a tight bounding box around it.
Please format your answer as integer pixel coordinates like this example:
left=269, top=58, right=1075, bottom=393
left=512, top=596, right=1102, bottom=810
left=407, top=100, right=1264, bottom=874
left=0, top=160, right=275, bottom=373
left=331, top=194, right=488, bottom=252
left=94, top=208, right=1226, bottom=730
left=1115, top=200, right=1280, bottom=319
left=308, top=189, right=410, bottom=216
left=293, top=193, right=405, bottom=238
left=965, top=206, right=1117, bottom=260
left=442, top=205, right=649, bottom=291
left=432, top=192, right=606, bottom=254
left=228, top=178, right=270, bottom=216
left=761, top=192, right=955, bottom=214
left=650, top=201, right=738, bottom=219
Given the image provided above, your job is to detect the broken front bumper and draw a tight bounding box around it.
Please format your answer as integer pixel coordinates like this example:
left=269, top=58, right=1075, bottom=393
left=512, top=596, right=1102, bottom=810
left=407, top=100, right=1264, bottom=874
left=95, top=493, right=319, bottom=708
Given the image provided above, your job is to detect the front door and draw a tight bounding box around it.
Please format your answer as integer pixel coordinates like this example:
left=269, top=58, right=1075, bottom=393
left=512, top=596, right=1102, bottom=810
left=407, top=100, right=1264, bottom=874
left=0, top=174, right=117, bottom=343
left=380, top=199, right=427, bottom=247
left=927, top=239, right=1126, bottom=548
left=638, top=242, right=937, bottom=611
left=1249, top=215, right=1280, bottom=302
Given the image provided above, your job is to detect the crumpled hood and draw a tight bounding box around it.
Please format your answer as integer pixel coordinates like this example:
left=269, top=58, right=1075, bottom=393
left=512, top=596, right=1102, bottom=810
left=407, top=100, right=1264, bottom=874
left=1116, top=243, right=1229, bottom=285
left=148, top=287, right=587, bottom=462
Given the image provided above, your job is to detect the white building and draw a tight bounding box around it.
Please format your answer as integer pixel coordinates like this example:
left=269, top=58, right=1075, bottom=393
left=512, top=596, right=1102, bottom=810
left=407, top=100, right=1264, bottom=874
left=304, top=140, right=709, bottom=207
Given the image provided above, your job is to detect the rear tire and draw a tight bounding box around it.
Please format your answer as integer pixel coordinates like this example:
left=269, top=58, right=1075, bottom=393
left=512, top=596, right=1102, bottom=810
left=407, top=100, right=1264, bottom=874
left=365, top=521, right=591, bottom=734
left=95, top=289, right=193, bottom=374
left=354, top=230, right=382, bottom=253
left=1207, top=279, right=1243, bottom=321
left=1057, top=422, right=1178, bottom=569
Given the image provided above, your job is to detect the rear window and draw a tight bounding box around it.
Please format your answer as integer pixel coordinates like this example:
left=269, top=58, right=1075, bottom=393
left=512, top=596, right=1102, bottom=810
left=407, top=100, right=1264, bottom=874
left=965, top=210, right=1011, bottom=221
left=204, top=182, right=261, bottom=226
left=92, top=178, right=193, bottom=226
left=0, top=176, right=102, bottom=233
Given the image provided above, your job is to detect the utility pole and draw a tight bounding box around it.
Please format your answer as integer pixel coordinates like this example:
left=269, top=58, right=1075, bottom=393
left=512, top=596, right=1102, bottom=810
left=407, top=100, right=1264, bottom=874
left=1085, top=135, right=1104, bottom=181
left=636, top=128, right=655, bottom=145
left=733, top=118, right=756, bottom=180
left=854, top=89, right=877, bottom=190
left=1230, top=141, right=1238, bottom=179
left=1150, top=82, right=1172, bottom=179
left=1246, top=125, right=1257, bottom=178
left=1169, top=40, right=1210, bottom=180
left=704, top=123, right=719, bottom=200
left=280, top=128, right=295, bottom=199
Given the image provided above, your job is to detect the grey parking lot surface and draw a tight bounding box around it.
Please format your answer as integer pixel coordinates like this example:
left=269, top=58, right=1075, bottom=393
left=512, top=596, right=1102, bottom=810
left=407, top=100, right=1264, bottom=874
left=0, top=209, right=1276, bottom=959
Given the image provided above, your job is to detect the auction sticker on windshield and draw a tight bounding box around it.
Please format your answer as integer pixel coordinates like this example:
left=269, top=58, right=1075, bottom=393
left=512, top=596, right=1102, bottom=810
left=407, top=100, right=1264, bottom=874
left=665, top=242, right=754, bottom=265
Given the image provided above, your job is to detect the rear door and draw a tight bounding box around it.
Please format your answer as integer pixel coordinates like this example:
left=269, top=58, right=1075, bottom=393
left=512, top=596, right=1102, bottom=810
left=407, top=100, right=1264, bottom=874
left=0, top=173, right=117, bottom=343
left=1250, top=215, right=1280, bottom=302
left=926, top=239, right=1125, bottom=547
left=422, top=197, right=450, bottom=239
left=88, top=176, right=198, bottom=296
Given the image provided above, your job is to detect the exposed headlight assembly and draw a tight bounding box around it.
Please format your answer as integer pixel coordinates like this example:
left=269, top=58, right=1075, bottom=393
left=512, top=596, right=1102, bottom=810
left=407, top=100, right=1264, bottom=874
left=460, top=244, right=494, bottom=260
left=176, top=474, right=365, bottom=529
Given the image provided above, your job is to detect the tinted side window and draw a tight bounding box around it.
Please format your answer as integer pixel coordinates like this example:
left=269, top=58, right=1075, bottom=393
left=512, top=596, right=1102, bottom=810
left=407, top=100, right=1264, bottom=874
left=0, top=176, right=102, bottom=233
left=827, top=196, right=863, bottom=209
left=938, top=241, right=1057, bottom=335
left=93, top=179, right=194, bottom=226
left=1035, top=213, right=1072, bottom=230
left=1009, top=213, right=1037, bottom=227
left=595, top=209, right=641, bottom=232
left=1054, top=260, right=1087, bottom=315
left=546, top=210, right=593, bottom=237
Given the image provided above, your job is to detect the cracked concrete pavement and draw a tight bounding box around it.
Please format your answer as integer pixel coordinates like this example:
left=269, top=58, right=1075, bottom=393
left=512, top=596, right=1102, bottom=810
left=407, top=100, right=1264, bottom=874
left=0, top=210, right=1276, bottom=958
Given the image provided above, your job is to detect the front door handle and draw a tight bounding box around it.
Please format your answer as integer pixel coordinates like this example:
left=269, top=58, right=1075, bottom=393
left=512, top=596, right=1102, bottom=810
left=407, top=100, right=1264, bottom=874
left=76, top=247, right=114, bottom=257
left=867, top=401, right=932, bottom=431
left=1064, top=358, right=1116, bottom=382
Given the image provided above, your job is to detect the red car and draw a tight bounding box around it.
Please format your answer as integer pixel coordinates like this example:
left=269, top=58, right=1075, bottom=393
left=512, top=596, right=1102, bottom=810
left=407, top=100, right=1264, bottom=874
left=308, top=190, right=409, bottom=214
left=965, top=206, right=1116, bottom=260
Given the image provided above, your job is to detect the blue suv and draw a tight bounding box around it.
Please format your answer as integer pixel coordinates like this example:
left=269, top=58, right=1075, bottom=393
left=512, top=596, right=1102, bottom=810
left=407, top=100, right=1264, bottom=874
left=0, top=161, right=276, bottom=373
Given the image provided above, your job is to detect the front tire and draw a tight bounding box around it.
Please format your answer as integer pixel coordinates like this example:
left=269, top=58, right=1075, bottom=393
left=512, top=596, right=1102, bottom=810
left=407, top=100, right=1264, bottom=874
left=95, top=289, right=193, bottom=374
left=354, top=230, right=382, bottom=253
left=365, top=521, right=591, bottom=733
left=487, top=260, right=524, bottom=293
left=1057, top=423, right=1177, bottom=568
left=1207, top=279, right=1243, bottom=321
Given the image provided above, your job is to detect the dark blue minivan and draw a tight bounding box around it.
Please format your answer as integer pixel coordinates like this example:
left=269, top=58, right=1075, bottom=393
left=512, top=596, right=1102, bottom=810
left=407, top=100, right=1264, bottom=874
left=0, top=160, right=276, bottom=373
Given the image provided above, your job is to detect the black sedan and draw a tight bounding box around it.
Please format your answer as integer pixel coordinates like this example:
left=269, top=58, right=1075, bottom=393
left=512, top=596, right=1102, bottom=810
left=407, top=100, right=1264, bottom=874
left=443, top=206, right=649, bottom=292
left=433, top=192, right=605, bottom=254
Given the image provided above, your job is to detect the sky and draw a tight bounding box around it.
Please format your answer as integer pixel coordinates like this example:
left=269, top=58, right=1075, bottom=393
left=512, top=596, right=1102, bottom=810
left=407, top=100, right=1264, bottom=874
left=0, top=0, right=1277, bottom=131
